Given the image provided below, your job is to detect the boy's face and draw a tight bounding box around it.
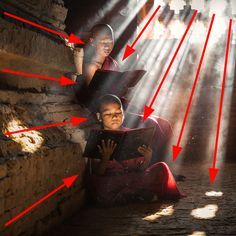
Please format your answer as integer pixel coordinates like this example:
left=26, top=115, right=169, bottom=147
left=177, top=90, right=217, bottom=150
left=92, top=33, right=114, bottom=57
left=97, top=102, right=124, bottom=130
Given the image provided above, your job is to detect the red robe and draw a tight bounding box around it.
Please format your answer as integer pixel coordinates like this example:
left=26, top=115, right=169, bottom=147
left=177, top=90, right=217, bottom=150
left=102, top=56, right=119, bottom=71
left=87, top=158, right=183, bottom=206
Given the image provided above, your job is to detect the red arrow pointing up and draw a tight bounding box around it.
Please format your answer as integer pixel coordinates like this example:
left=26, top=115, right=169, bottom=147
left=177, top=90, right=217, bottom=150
left=5, top=174, right=79, bottom=227
left=172, top=14, right=215, bottom=161
left=143, top=10, right=198, bottom=121
left=122, top=5, right=161, bottom=61
left=209, top=19, right=232, bottom=184
left=3, top=11, right=84, bottom=44
left=4, top=116, right=87, bottom=136
left=0, top=69, right=76, bottom=86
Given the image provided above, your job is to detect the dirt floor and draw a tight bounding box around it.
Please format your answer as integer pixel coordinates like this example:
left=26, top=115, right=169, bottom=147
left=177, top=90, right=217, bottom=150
left=46, top=162, right=236, bottom=236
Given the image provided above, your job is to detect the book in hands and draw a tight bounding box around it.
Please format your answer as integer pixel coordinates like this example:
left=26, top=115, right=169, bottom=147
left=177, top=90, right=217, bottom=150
left=83, top=127, right=155, bottom=161
left=87, top=69, right=146, bottom=98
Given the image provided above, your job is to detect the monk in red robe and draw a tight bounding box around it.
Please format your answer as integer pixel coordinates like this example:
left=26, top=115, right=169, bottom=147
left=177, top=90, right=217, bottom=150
left=86, top=94, right=184, bottom=206
left=73, top=24, right=175, bottom=164
left=82, top=23, right=119, bottom=85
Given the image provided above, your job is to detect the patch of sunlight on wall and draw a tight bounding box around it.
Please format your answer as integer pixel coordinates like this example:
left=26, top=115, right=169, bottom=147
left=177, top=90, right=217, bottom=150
left=142, top=204, right=174, bottom=222
left=4, top=118, right=44, bottom=153
left=188, top=231, right=206, bottom=236
left=205, top=191, right=223, bottom=197
left=190, top=204, right=218, bottom=219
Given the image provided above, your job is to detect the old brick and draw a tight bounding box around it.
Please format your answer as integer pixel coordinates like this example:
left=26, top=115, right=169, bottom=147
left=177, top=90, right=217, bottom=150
left=0, top=164, right=7, bottom=179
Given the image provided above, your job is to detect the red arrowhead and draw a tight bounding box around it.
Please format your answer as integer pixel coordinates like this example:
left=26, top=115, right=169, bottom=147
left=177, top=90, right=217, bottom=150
left=68, top=33, right=84, bottom=44
left=63, top=175, right=79, bottom=188
left=60, top=76, right=76, bottom=86
left=71, top=116, right=87, bottom=126
left=208, top=168, right=219, bottom=184
left=172, top=145, right=182, bottom=161
left=122, top=45, right=135, bottom=61
left=143, top=105, right=154, bottom=121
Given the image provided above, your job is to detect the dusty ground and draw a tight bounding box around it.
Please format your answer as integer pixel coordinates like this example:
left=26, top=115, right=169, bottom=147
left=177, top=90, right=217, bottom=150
left=46, top=162, right=236, bottom=236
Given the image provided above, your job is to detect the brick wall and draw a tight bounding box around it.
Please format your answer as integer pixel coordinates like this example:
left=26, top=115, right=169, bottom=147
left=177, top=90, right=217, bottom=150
left=0, top=1, right=94, bottom=235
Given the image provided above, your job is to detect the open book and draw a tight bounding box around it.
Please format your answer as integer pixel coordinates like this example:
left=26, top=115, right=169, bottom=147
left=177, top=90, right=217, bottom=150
left=88, top=69, right=146, bottom=98
left=83, top=127, right=155, bottom=161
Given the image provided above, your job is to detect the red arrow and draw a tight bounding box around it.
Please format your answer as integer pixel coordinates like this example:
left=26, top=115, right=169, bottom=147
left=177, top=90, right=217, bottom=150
left=5, top=116, right=87, bottom=136
left=122, top=5, right=161, bottom=61
left=3, top=11, right=84, bottom=44
left=209, top=19, right=232, bottom=184
left=172, top=14, right=215, bottom=161
left=0, top=69, right=76, bottom=86
left=143, top=10, right=198, bottom=121
left=4, top=175, right=78, bottom=227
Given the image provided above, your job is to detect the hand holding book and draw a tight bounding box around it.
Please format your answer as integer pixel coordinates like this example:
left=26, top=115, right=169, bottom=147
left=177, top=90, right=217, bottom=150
left=137, top=145, right=152, bottom=169
left=97, top=139, right=117, bottom=162
left=83, top=127, right=155, bottom=161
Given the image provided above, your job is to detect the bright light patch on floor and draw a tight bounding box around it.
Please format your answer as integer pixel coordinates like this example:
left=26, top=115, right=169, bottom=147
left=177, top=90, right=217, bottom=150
left=188, top=231, right=206, bottom=236
left=205, top=191, right=223, bottom=197
left=142, top=204, right=174, bottom=222
left=5, top=118, right=44, bottom=153
left=190, top=204, right=218, bottom=219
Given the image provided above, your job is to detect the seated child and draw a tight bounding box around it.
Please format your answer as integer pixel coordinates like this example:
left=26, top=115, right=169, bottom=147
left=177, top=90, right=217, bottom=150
left=82, top=23, right=119, bottom=85
left=71, top=24, right=173, bottom=164
left=86, top=94, right=184, bottom=206
left=72, top=23, right=119, bottom=107
left=72, top=23, right=119, bottom=85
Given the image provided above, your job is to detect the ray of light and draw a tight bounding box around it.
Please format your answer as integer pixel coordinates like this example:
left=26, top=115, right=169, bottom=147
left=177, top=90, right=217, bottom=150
left=205, top=191, right=223, bottom=197
left=190, top=204, right=218, bottom=219
left=76, top=0, right=120, bottom=32
left=188, top=232, right=206, bottom=236
left=4, top=118, right=44, bottom=153
left=142, top=204, right=174, bottom=222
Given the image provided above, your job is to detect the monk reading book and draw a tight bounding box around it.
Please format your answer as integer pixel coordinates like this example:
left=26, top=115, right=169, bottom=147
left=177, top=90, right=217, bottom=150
left=68, top=23, right=175, bottom=165
left=85, top=94, right=185, bottom=206
left=83, top=127, right=154, bottom=161
left=87, top=69, right=146, bottom=98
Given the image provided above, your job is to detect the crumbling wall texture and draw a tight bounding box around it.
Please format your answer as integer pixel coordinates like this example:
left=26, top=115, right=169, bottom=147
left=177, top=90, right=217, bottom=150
left=0, top=0, right=91, bottom=235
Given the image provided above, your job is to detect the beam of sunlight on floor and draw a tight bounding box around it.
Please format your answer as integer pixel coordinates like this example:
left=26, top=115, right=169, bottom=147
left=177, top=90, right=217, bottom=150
left=205, top=191, right=223, bottom=197
left=4, top=118, right=44, bottom=153
left=190, top=204, right=218, bottom=219
left=142, top=204, right=174, bottom=222
left=188, top=231, right=206, bottom=236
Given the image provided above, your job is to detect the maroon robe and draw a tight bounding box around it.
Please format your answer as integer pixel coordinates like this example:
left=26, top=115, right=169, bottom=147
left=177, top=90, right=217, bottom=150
left=85, top=57, right=184, bottom=206
left=102, top=56, right=119, bottom=71
left=87, top=158, right=183, bottom=206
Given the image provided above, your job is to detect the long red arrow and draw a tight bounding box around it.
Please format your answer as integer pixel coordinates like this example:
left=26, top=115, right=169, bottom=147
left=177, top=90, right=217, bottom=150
left=209, top=19, right=232, bottom=184
left=122, top=5, right=161, bottom=61
left=4, top=175, right=78, bottom=227
left=3, top=11, right=84, bottom=44
left=0, top=69, right=76, bottom=86
left=172, top=14, right=215, bottom=161
left=143, top=10, right=198, bottom=121
left=4, top=116, right=87, bottom=136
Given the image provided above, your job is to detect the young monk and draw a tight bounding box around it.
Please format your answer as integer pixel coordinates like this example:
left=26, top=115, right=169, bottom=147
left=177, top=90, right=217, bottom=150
left=72, top=24, right=174, bottom=166
left=73, top=23, right=119, bottom=85
left=86, top=94, right=184, bottom=206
